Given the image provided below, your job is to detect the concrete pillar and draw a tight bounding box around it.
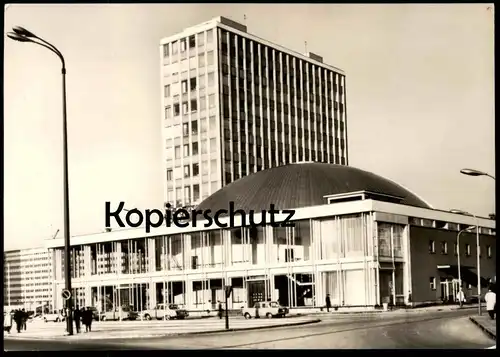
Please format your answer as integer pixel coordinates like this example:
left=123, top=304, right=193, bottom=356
left=148, top=280, right=156, bottom=309
left=147, top=238, right=155, bottom=273
left=184, top=234, right=192, bottom=270
left=84, top=245, right=91, bottom=277
left=403, top=225, right=412, bottom=305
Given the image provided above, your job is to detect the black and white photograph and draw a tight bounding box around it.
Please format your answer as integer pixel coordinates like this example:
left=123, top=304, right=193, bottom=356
left=3, top=3, right=496, bottom=350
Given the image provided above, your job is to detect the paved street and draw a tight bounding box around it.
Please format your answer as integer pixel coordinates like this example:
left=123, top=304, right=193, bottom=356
left=4, top=309, right=495, bottom=350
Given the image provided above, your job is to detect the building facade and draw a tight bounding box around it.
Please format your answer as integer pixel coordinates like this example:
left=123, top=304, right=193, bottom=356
left=3, top=247, right=53, bottom=311
left=161, top=16, right=348, bottom=207
left=44, top=164, right=496, bottom=313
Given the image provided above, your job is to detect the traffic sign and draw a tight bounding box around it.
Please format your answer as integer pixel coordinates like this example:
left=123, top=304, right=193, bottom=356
left=61, top=289, right=71, bottom=300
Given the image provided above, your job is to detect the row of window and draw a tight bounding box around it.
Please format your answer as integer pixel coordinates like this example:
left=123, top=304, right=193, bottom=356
left=428, top=240, right=493, bottom=258
left=165, top=95, right=217, bottom=118
left=219, top=29, right=342, bottom=92
left=163, top=29, right=214, bottom=57
left=168, top=138, right=218, bottom=160
left=429, top=277, right=475, bottom=291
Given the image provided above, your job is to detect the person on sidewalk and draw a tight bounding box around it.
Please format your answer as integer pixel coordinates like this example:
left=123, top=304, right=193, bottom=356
left=21, top=309, right=27, bottom=331
left=485, top=288, right=496, bottom=320
left=80, top=307, right=89, bottom=332
left=325, top=294, right=331, bottom=313
left=73, top=306, right=82, bottom=333
left=4, top=311, right=13, bottom=334
left=457, top=288, right=466, bottom=306
left=218, top=302, right=223, bottom=319
left=13, top=310, right=22, bottom=333
left=85, top=309, right=93, bottom=332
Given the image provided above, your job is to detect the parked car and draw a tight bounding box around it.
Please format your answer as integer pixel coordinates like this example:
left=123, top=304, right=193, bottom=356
left=100, top=306, right=138, bottom=321
left=84, top=306, right=100, bottom=321
left=43, top=310, right=65, bottom=323
left=242, top=301, right=289, bottom=319
left=139, top=303, right=189, bottom=320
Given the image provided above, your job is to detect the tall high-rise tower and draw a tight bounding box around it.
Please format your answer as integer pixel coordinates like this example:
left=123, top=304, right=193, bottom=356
left=160, top=16, right=348, bottom=208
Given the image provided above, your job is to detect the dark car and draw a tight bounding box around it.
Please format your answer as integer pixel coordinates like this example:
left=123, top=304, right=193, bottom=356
left=84, top=306, right=100, bottom=321
left=170, top=304, right=189, bottom=319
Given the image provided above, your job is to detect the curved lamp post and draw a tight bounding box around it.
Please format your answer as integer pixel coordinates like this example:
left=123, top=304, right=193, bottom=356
left=460, top=168, right=496, bottom=180
left=452, top=223, right=475, bottom=307
left=7, top=27, right=73, bottom=335
left=450, top=209, right=482, bottom=315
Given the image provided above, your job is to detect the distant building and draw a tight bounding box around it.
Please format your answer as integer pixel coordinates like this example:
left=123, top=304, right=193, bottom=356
left=45, top=163, right=496, bottom=312
left=3, top=247, right=53, bottom=312
left=160, top=16, right=348, bottom=208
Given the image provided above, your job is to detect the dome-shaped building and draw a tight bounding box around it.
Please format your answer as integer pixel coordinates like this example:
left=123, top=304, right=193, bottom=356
left=197, top=162, right=432, bottom=212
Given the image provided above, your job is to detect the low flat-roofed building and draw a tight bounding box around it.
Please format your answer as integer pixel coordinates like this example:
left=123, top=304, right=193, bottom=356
left=45, top=163, right=496, bottom=312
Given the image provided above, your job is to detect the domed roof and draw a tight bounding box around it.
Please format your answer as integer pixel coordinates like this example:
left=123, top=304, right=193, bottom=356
left=197, top=162, right=432, bottom=212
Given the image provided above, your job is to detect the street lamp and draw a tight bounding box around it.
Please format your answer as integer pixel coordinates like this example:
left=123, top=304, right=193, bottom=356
left=450, top=209, right=482, bottom=315
left=7, top=26, right=73, bottom=335
left=460, top=168, right=496, bottom=180
left=453, top=224, right=475, bottom=307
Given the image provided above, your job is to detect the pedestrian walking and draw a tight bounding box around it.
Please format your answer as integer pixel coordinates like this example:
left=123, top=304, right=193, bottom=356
left=218, top=302, right=223, bottom=319
left=3, top=311, right=13, bottom=334
left=21, top=309, right=27, bottom=331
left=457, top=288, right=466, bottom=306
left=485, top=288, right=496, bottom=320
left=325, top=294, right=331, bottom=313
left=80, top=307, right=88, bottom=332
left=85, top=309, right=93, bottom=332
left=13, top=310, right=22, bottom=333
left=73, top=306, right=81, bottom=333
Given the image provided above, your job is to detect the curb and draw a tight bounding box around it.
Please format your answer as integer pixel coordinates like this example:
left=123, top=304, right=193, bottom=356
left=4, top=319, right=321, bottom=341
left=469, top=317, right=497, bottom=341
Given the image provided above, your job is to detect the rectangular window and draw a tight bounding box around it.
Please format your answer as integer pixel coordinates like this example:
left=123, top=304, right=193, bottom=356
left=487, top=245, right=492, bottom=258
left=190, top=77, right=197, bottom=91
left=201, top=139, right=208, bottom=154
left=174, top=146, right=181, bottom=159
left=184, top=186, right=191, bottom=202
left=199, top=96, right=206, bottom=111
left=163, top=44, right=169, bottom=57
left=208, top=72, right=215, bottom=87
left=182, top=123, right=189, bottom=136
left=441, top=241, right=448, bottom=255
left=180, top=39, right=187, bottom=52
left=164, top=85, right=171, bottom=97
left=183, top=165, right=190, bottom=178
left=183, top=144, right=190, bottom=157
left=207, top=29, right=213, bottom=43
left=200, top=118, right=208, bottom=132
left=209, top=94, right=216, bottom=108
left=192, top=142, right=199, bottom=155
left=465, top=244, right=471, bottom=256
left=198, top=53, right=205, bottom=67
left=199, top=74, right=205, bottom=89
left=189, top=35, right=196, bottom=48
left=429, top=240, right=435, bottom=254
left=197, top=32, right=204, bottom=47
left=210, top=138, right=217, bottom=153
left=192, top=163, right=199, bottom=176
left=430, top=277, right=436, bottom=291
left=207, top=51, right=214, bottom=66
left=172, top=41, right=178, bottom=55
left=191, top=120, right=198, bottom=135
left=193, top=184, right=200, bottom=202
left=173, top=103, right=180, bottom=116
left=166, top=169, right=173, bottom=181
left=182, top=102, right=189, bottom=114
left=181, top=80, right=188, bottom=94
left=164, top=106, right=171, bottom=119
left=191, top=99, right=198, bottom=112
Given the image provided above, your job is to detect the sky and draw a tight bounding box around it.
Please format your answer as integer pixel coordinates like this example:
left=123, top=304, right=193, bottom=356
left=3, top=4, right=495, bottom=250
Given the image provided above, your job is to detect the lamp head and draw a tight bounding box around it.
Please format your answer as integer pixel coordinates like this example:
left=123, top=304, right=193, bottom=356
left=450, top=209, right=473, bottom=216
left=12, top=26, right=36, bottom=38
left=460, top=168, right=487, bottom=177
left=7, top=32, right=31, bottom=42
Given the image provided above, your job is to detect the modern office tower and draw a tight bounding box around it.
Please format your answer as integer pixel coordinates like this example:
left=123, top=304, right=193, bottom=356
left=3, top=247, right=53, bottom=311
left=160, top=16, right=348, bottom=208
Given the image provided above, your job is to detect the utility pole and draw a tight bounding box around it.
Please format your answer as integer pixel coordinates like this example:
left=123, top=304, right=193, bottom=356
left=225, top=285, right=232, bottom=330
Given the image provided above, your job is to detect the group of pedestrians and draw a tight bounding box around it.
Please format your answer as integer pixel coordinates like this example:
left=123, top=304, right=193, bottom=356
left=71, top=306, right=94, bottom=333
left=3, top=308, right=29, bottom=334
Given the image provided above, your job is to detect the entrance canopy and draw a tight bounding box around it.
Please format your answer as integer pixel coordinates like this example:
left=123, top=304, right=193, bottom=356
left=437, top=265, right=490, bottom=287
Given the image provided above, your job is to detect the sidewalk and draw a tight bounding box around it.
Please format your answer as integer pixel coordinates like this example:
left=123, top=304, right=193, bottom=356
left=469, top=315, right=497, bottom=340
left=293, top=304, right=480, bottom=316
left=3, top=317, right=321, bottom=341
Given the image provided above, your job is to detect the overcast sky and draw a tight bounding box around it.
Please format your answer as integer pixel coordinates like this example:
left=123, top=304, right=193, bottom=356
left=4, top=4, right=495, bottom=250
